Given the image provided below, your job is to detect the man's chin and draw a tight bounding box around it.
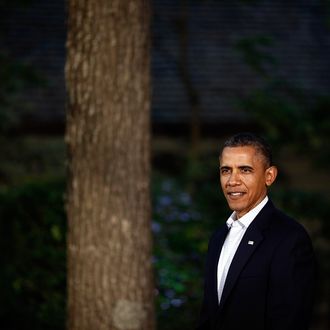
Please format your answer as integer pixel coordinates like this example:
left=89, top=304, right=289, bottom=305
left=226, top=202, right=247, bottom=217
left=226, top=200, right=244, bottom=212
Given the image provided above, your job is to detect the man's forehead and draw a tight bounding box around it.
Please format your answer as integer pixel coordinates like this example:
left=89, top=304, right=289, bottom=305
left=220, top=145, right=258, bottom=157
left=219, top=146, right=263, bottom=164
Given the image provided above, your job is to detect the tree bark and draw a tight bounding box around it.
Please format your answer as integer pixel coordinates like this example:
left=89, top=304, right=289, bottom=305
left=65, top=1, right=154, bottom=329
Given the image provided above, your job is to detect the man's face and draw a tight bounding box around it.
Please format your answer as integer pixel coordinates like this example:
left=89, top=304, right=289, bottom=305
left=219, top=146, right=277, bottom=219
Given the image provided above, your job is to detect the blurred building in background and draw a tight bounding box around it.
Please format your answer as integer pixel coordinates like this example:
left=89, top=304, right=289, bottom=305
left=1, top=0, right=330, bottom=135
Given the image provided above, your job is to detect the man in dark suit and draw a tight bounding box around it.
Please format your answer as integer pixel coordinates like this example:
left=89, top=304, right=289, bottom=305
left=197, top=132, right=316, bottom=330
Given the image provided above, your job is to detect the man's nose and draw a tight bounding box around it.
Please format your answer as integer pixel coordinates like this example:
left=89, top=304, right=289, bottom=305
left=227, top=171, right=241, bottom=186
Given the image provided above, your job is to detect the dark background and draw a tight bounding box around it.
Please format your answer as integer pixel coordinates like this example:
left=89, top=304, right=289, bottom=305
left=0, top=0, right=329, bottom=329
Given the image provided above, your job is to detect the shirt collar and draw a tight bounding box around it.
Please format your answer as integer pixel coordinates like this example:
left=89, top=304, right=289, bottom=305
left=226, top=196, right=268, bottom=229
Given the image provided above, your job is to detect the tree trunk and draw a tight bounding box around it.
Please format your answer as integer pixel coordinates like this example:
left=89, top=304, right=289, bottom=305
left=65, top=1, right=154, bottom=329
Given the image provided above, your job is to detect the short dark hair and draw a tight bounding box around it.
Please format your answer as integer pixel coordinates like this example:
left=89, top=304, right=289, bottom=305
left=222, top=132, right=273, bottom=167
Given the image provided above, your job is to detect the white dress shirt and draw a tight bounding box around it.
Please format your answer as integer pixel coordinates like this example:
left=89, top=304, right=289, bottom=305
left=217, top=196, right=268, bottom=303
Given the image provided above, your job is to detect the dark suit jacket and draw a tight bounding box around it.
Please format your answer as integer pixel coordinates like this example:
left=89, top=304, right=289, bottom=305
left=197, top=200, right=316, bottom=330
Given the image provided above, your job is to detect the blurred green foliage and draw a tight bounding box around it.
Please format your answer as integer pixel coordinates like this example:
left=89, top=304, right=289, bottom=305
left=152, top=170, right=226, bottom=329
left=235, top=35, right=276, bottom=76
left=0, top=178, right=66, bottom=329
left=240, top=80, right=330, bottom=167
left=0, top=52, right=44, bottom=135
left=0, top=137, right=66, bottom=186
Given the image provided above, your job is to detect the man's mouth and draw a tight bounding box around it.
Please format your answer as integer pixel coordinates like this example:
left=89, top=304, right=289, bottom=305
left=227, top=192, right=245, bottom=197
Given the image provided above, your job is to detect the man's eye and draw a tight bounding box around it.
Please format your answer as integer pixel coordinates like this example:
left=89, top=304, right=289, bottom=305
left=241, top=167, right=252, bottom=173
left=220, top=168, right=230, bottom=174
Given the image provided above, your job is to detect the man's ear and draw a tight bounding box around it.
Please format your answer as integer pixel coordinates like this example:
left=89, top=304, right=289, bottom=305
left=265, top=166, right=278, bottom=187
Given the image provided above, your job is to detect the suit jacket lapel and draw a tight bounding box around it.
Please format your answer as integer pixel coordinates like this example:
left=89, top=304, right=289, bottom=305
left=218, top=200, right=275, bottom=310
left=210, top=224, right=230, bottom=307
left=218, top=225, right=263, bottom=309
